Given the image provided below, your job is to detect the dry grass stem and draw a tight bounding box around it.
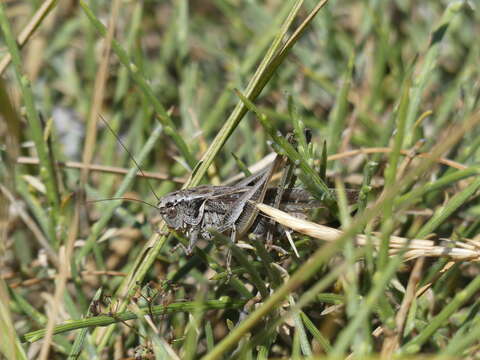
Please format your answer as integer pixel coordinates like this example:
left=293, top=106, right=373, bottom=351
left=328, top=147, right=467, bottom=170
left=255, top=203, right=480, bottom=262
left=0, top=0, right=57, bottom=75
left=16, top=156, right=186, bottom=183
left=80, top=0, right=120, bottom=184
left=381, top=257, right=425, bottom=357
left=0, top=184, right=59, bottom=266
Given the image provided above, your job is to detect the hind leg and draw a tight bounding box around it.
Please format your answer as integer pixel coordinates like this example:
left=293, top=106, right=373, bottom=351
left=224, top=227, right=237, bottom=281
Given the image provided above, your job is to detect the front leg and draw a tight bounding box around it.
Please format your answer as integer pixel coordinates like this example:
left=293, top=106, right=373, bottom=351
left=186, top=228, right=200, bottom=255
left=172, top=228, right=200, bottom=255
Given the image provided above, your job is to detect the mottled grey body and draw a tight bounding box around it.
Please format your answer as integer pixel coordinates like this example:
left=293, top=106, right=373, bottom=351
left=157, top=157, right=358, bottom=254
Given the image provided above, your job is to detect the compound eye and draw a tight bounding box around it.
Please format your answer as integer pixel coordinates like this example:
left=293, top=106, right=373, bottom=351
left=165, top=206, right=177, bottom=219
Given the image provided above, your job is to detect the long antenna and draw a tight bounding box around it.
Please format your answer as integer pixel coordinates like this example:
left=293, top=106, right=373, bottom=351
left=99, top=114, right=160, bottom=202
left=87, top=197, right=158, bottom=209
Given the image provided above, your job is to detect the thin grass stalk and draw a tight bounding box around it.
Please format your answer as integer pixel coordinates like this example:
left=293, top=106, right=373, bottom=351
left=80, top=0, right=120, bottom=185
left=238, top=255, right=354, bottom=356
left=327, top=147, right=467, bottom=170
left=395, top=167, right=480, bottom=207
left=67, top=288, right=103, bottom=359
left=187, top=0, right=307, bottom=188
left=299, top=311, right=332, bottom=353
left=331, top=251, right=405, bottom=356
left=0, top=280, right=28, bottom=360
left=76, top=124, right=163, bottom=263
left=289, top=296, right=312, bottom=357
left=327, top=53, right=354, bottom=156
left=16, top=156, right=187, bottom=182
left=400, top=274, right=480, bottom=355
left=78, top=0, right=196, bottom=168
left=378, top=76, right=410, bottom=270
left=443, top=311, right=480, bottom=356
left=183, top=293, right=206, bottom=360
left=404, top=2, right=465, bottom=146
left=112, top=2, right=143, bottom=103
left=235, top=89, right=334, bottom=203
left=38, top=198, right=79, bottom=360
left=22, top=298, right=245, bottom=343
left=336, top=178, right=367, bottom=353
left=414, top=177, right=480, bottom=239
left=205, top=322, right=214, bottom=352
left=0, top=3, right=60, bottom=244
left=0, top=0, right=58, bottom=75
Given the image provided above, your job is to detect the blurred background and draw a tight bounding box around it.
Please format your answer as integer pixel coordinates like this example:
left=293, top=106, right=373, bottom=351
left=1, top=1, right=479, bottom=358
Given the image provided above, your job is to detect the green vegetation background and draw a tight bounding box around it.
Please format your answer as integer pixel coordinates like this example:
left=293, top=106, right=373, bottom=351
left=1, top=1, right=479, bottom=359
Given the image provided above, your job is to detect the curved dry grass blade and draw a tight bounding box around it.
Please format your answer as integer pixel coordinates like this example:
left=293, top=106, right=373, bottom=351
left=255, top=202, right=480, bottom=262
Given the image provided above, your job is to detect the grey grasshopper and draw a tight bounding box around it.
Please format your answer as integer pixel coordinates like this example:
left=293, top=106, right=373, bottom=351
left=158, top=153, right=285, bottom=254
left=157, top=152, right=358, bottom=255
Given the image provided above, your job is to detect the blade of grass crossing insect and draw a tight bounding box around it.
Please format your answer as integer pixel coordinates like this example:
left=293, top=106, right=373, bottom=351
left=235, top=89, right=335, bottom=205
left=187, top=0, right=305, bottom=188
left=232, top=153, right=252, bottom=177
